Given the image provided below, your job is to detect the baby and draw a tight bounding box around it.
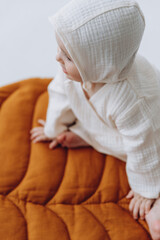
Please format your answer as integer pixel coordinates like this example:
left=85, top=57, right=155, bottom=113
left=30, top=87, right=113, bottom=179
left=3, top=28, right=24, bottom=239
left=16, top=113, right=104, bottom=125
left=30, top=0, right=160, bottom=239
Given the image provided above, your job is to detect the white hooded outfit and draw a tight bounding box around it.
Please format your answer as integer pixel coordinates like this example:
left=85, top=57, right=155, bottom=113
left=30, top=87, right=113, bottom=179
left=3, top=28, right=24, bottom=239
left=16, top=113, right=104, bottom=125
left=44, top=0, right=160, bottom=199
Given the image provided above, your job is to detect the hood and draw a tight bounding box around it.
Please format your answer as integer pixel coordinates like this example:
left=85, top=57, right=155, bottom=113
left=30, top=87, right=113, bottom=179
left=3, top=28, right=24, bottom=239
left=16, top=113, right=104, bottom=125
left=49, top=0, right=145, bottom=84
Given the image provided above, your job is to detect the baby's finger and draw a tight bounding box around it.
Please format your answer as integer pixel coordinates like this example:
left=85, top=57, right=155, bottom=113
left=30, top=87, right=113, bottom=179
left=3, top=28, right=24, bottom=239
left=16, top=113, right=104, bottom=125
left=57, top=133, right=66, bottom=144
left=133, top=199, right=142, bottom=220
left=145, top=200, right=154, bottom=215
left=30, top=127, right=43, bottom=134
left=32, top=135, right=47, bottom=143
left=129, top=197, right=136, bottom=212
left=139, top=200, right=146, bottom=220
left=38, top=119, right=46, bottom=126
left=49, top=139, right=58, bottom=149
left=126, top=190, right=134, bottom=199
left=30, top=130, right=44, bottom=140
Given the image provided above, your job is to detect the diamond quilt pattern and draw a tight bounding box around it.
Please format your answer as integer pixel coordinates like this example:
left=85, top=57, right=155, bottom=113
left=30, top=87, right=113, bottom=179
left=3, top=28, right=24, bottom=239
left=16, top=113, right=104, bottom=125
left=0, top=78, right=151, bottom=239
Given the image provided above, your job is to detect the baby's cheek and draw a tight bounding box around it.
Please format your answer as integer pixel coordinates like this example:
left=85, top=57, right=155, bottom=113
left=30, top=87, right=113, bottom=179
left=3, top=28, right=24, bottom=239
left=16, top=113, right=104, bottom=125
left=72, top=68, right=82, bottom=81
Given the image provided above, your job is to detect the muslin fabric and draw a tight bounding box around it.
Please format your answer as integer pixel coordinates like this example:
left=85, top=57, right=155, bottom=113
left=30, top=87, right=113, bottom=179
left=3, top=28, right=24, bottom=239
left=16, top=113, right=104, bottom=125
left=44, top=0, right=160, bottom=199
left=48, top=0, right=145, bottom=84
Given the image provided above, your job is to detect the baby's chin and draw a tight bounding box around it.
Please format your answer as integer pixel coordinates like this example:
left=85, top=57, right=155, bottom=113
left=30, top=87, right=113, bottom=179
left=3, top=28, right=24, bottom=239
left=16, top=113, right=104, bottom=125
left=66, top=75, right=82, bottom=83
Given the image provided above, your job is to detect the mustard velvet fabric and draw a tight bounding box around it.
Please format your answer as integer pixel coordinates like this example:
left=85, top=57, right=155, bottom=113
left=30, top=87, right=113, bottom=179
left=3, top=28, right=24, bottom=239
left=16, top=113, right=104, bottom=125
left=0, top=78, right=151, bottom=239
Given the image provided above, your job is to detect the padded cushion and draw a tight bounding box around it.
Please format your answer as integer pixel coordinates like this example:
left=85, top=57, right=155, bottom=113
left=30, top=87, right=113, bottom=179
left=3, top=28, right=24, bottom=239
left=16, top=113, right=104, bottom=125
left=0, top=78, right=151, bottom=239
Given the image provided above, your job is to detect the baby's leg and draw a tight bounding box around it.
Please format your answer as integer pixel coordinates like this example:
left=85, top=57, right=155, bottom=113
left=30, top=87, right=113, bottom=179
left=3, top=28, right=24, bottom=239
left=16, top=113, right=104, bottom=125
left=145, top=198, right=160, bottom=240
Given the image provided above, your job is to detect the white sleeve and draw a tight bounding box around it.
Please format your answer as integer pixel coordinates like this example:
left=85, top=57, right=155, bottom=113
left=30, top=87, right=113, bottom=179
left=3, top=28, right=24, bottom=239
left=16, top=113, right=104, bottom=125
left=115, top=98, right=160, bottom=199
left=44, top=67, right=76, bottom=138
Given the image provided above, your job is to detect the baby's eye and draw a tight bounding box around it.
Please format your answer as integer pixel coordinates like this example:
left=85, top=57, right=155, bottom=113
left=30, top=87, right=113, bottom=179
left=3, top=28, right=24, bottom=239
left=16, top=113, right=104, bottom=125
left=62, top=50, right=72, bottom=61
left=67, top=56, right=71, bottom=61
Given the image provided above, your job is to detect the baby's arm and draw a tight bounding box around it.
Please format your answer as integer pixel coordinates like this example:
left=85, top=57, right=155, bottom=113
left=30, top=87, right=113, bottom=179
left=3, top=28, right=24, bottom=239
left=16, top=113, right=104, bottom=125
left=44, top=67, right=76, bottom=139
left=30, top=119, right=90, bottom=149
left=112, top=91, right=160, bottom=219
left=30, top=67, right=75, bottom=146
left=30, top=67, right=90, bottom=149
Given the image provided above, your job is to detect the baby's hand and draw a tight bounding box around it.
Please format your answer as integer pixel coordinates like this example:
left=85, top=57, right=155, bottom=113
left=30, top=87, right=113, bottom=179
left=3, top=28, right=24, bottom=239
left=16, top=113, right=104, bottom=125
left=30, top=120, right=90, bottom=149
left=126, top=190, right=155, bottom=220
left=30, top=119, right=51, bottom=143
left=49, top=130, right=90, bottom=149
left=30, top=119, right=59, bottom=148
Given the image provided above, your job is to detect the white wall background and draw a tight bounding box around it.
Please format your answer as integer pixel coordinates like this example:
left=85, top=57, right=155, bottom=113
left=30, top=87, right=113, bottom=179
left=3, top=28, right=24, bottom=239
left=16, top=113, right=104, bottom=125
left=0, top=0, right=160, bottom=87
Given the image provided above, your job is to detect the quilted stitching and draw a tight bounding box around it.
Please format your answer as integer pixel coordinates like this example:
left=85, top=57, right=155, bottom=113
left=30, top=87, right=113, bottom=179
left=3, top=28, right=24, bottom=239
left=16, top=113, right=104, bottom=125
left=0, top=78, right=151, bottom=239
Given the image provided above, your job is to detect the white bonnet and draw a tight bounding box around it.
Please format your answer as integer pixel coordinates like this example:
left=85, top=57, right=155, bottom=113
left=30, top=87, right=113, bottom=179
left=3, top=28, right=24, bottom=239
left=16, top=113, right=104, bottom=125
left=49, top=0, right=145, bottom=84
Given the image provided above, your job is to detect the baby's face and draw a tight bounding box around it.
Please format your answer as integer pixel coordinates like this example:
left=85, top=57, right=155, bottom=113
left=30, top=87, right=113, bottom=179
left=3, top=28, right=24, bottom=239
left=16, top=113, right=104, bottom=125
left=55, top=33, right=82, bottom=83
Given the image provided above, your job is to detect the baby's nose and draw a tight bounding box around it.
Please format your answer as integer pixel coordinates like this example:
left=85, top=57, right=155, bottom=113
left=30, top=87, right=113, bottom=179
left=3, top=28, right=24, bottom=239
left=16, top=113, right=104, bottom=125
left=56, top=52, right=63, bottom=64
left=56, top=52, right=60, bottom=62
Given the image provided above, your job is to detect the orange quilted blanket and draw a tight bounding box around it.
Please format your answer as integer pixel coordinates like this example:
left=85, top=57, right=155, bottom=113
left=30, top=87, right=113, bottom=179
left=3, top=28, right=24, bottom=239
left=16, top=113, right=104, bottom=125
left=0, top=78, right=151, bottom=239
